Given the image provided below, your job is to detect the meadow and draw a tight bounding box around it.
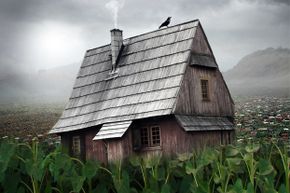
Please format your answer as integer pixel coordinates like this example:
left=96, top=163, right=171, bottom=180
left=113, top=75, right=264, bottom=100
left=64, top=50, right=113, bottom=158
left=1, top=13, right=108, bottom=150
left=0, top=97, right=289, bottom=193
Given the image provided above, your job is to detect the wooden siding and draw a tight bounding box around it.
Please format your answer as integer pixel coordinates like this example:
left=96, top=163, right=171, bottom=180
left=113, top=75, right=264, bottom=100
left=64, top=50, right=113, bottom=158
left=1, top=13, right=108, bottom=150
left=160, top=117, right=231, bottom=156
left=106, top=131, right=133, bottom=161
left=190, top=25, right=212, bottom=55
left=62, top=116, right=234, bottom=163
left=174, top=66, right=234, bottom=116
left=84, top=129, right=107, bottom=163
left=174, top=22, right=234, bottom=117
left=102, top=116, right=234, bottom=162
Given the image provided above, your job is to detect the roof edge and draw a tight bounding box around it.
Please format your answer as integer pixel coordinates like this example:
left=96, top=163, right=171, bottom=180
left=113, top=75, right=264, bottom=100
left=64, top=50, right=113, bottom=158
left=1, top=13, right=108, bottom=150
left=86, top=19, right=200, bottom=53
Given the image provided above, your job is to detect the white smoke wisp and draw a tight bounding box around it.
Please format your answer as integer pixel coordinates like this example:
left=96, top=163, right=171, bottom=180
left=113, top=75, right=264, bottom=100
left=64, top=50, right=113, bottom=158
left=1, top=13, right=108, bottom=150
left=105, top=0, right=125, bottom=29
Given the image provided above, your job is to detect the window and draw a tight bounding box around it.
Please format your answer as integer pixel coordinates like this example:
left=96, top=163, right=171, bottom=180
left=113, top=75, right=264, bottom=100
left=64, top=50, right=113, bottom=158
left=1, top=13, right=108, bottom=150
left=200, top=79, right=209, bottom=101
left=140, top=128, right=149, bottom=147
left=151, top=126, right=161, bottom=145
left=140, top=126, right=161, bottom=148
left=72, top=136, right=81, bottom=156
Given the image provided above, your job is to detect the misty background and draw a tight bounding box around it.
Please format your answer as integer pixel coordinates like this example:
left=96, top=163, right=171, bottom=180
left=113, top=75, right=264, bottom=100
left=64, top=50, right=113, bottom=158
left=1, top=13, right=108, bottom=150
left=0, top=0, right=289, bottom=104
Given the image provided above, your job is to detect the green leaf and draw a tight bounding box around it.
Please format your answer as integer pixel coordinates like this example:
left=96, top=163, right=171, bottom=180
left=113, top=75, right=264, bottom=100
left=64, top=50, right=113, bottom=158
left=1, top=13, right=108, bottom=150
left=0, top=142, right=16, bottom=182
left=245, top=144, right=260, bottom=153
left=129, top=156, right=140, bottom=167
left=225, top=146, right=240, bottom=157
left=278, top=184, right=286, bottom=193
left=257, top=159, right=274, bottom=176
left=71, top=175, right=85, bottom=193
left=82, top=160, right=99, bottom=180
left=177, top=153, right=191, bottom=162
left=229, top=178, right=246, bottom=193
left=213, top=173, right=221, bottom=184
left=185, top=162, right=197, bottom=175
left=246, top=183, right=255, bottom=193
left=227, top=158, right=242, bottom=166
left=179, top=176, right=192, bottom=193
left=161, top=184, right=171, bottom=193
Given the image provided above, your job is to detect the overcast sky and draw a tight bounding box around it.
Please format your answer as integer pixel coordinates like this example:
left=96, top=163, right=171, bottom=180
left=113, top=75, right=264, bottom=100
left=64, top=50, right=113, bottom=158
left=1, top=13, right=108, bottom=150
left=0, top=0, right=289, bottom=76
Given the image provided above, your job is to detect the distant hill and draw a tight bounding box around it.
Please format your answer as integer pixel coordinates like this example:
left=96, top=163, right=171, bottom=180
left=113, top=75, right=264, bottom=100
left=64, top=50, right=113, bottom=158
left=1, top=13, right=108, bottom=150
left=223, top=47, right=290, bottom=97
left=0, top=63, right=80, bottom=104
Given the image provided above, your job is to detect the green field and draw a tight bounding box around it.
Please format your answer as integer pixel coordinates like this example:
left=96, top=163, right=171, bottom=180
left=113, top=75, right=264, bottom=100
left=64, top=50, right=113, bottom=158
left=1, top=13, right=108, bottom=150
left=0, top=139, right=288, bottom=193
left=0, top=97, right=289, bottom=192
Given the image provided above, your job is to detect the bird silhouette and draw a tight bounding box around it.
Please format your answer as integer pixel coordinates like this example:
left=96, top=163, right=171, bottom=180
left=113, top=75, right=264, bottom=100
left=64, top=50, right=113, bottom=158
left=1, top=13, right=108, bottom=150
left=159, top=17, right=171, bottom=29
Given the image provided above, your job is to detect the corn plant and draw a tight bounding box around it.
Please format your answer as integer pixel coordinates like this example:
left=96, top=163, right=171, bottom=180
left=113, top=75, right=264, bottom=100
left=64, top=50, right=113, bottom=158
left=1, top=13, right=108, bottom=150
left=0, top=139, right=288, bottom=193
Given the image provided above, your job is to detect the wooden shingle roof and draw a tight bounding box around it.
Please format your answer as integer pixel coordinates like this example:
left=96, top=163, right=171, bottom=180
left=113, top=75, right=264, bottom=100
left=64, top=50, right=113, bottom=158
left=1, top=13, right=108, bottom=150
left=175, top=115, right=233, bottom=131
left=50, top=20, right=200, bottom=134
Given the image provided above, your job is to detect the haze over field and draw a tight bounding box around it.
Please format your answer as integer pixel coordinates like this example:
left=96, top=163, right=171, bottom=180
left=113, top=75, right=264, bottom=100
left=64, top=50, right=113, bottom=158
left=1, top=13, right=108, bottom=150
left=224, top=47, right=290, bottom=97
left=0, top=0, right=289, bottom=103
left=0, top=47, right=289, bottom=104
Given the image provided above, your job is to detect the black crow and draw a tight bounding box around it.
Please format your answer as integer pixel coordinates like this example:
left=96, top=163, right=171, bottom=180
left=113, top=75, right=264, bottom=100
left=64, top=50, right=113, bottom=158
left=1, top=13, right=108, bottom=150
left=159, top=17, right=171, bottom=29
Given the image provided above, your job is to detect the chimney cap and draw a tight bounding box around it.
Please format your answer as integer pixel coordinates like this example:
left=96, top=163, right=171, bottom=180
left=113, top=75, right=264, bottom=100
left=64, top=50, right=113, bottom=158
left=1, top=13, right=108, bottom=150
left=110, top=28, right=122, bottom=32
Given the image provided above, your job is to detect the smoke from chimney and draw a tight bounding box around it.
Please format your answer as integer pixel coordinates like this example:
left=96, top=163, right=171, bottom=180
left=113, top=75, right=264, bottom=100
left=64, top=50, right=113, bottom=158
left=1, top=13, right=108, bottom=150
left=105, top=0, right=124, bottom=28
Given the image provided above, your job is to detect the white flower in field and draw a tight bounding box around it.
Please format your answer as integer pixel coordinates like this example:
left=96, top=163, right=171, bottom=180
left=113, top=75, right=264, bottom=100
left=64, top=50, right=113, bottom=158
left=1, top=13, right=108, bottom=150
left=2, top=136, right=8, bottom=139
left=237, top=139, right=243, bottom=142
left=14, top=137, right=20, bottom=140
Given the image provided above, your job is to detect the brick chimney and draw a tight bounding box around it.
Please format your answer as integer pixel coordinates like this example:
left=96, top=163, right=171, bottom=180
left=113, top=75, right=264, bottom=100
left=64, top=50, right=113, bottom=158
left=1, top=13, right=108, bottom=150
left=110, top=29, right=123, bottom=71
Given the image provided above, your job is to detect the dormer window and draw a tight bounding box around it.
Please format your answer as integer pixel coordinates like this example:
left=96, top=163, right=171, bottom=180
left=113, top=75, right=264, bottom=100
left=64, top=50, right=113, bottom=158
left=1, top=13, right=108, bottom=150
left=200, top=79, right=209, bottom=101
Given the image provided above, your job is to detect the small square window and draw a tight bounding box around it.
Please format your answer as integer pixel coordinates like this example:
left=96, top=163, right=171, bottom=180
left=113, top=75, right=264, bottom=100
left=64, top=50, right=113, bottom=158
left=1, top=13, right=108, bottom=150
left=139, top=126, right=161, bottom=148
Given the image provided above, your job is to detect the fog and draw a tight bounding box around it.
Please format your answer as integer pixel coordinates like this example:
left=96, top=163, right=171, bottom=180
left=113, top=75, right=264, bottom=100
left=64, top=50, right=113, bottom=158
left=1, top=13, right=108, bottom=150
left=0, top=0, right=289, bottom=103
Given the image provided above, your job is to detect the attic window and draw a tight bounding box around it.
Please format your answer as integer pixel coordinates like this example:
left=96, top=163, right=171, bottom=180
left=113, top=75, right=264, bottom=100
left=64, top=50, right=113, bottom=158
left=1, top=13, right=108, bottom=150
left=200, top=79, right=209, bottom=101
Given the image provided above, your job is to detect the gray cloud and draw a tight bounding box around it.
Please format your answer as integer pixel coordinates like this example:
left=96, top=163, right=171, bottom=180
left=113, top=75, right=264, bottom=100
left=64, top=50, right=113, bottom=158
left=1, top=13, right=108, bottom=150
left=0, top=0, right=289, bottom=75
left=240, top=0, right=290, bottom=5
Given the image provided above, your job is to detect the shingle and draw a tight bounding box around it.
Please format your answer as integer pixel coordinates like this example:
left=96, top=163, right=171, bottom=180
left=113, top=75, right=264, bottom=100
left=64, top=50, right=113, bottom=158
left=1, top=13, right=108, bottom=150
left=175, top=115, right=234, bottom=131
left=93, top=121, right=132, bottom=140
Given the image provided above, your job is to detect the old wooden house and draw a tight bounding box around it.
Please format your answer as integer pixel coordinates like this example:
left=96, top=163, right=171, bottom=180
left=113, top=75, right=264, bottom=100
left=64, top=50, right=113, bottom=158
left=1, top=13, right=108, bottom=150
left=49, top=19, right=235, bottom=162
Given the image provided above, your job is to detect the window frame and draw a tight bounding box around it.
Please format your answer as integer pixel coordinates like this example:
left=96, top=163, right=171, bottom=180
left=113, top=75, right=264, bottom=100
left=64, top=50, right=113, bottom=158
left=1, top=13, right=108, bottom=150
left=71, top=135, right=81, bottom=157
left=140, top=125, right=161, bottom=149
left=200, top=78, right=210, bottom=101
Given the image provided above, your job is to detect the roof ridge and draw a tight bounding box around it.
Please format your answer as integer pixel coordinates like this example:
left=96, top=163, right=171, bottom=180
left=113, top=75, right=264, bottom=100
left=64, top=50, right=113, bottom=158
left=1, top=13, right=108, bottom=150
left=123, top=19, right=199, bottom=42
left=86, top=19, right=199, bottom=53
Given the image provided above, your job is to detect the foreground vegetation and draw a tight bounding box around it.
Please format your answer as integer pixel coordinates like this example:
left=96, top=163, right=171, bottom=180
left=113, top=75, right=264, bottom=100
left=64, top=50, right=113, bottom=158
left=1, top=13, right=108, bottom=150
left=0, top=139, right=288, bottom=193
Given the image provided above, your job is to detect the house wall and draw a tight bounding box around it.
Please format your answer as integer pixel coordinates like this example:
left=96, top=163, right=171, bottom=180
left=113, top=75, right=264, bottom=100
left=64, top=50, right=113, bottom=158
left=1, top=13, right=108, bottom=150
left=106, top=131, right=133, bottom=161
left=150, top=117, right=234, bottom=156
left=174, top=23, right=234, bottom=117
left=191, top=24, right=212, bottom=55
left=174, top=67, right=234, bottom=117
left=84, top=129, right=107, bottom=163
left=106, top=116, right=234, bottom=162
left=60, top=116, right=234, bottom=163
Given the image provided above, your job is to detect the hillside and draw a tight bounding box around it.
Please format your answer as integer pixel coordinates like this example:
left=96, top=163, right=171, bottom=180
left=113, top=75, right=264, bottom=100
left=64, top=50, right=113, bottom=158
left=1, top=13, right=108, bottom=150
left=224, top=47, right=290, bottom=97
